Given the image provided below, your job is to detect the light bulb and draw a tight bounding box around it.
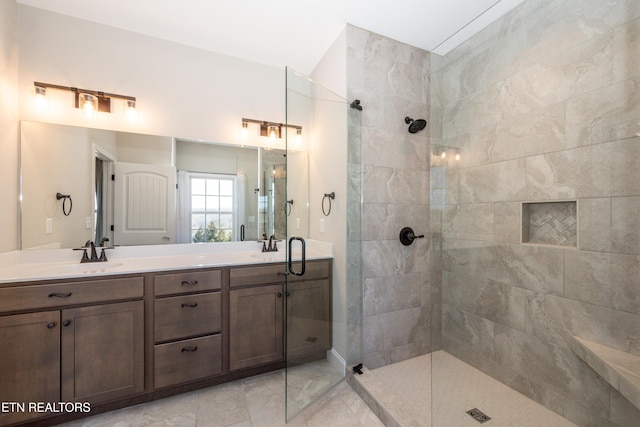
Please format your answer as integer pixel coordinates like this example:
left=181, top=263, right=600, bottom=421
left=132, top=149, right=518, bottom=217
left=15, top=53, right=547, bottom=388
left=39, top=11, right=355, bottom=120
left=241, top=121, right=248, bottom=140
left=33, top=86, right=47, bottom=113
left=296, top=128, right=302, bottom=146
left=269, top=126, right=277, bottom=140
left=441, top=150, right=447, bottom=159
left=455, top=152, right=460, bottom=161
left=125, top=100, right=137, bottom=123
left=79, top=93, right=98, bottom=119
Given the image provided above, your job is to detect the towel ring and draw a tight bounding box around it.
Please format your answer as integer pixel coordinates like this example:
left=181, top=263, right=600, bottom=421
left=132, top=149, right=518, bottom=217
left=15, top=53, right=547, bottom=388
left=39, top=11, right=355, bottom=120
left=322, top=192, right=335, bottom=216
left=56, top=193, right=73, bottom=216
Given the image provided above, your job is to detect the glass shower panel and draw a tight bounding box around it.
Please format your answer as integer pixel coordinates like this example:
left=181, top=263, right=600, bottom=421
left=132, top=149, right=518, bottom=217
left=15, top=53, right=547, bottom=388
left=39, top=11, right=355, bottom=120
left=431, top=0, right=640, bottom=426
left=284, top=67, right=362, bottom=422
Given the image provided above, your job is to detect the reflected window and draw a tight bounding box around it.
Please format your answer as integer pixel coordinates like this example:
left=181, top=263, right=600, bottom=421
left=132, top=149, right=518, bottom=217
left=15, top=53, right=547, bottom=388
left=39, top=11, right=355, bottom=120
left=190, top=176, right=234, bottom=242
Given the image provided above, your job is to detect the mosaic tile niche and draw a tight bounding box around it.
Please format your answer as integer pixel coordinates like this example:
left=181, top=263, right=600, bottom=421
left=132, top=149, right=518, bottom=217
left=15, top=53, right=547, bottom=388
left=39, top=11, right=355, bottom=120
left=522, top=201, right=577, bottom=247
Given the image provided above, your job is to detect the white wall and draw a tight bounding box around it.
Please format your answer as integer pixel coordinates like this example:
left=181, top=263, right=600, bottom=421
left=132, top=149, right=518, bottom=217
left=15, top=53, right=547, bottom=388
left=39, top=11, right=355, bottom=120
left=17, top=5, right=285, bottom=147
left=310, top=28, right=347, bottom=99
left=310, top=29, right=349, bottom=361
left=0, top=0, right=19, bottom=252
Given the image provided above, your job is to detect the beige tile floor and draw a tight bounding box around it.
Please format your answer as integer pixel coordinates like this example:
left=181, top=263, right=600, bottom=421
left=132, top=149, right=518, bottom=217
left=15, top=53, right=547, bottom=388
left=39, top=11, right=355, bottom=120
left=58, top=367, right=382, bottom=427
left=57, top=350, right=582, bottom=427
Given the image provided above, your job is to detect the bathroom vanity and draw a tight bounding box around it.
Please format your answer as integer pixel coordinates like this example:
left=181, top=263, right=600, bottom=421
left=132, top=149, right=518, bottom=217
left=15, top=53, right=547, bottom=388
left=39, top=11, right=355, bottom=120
left=0, top=244, right=332, bottom=426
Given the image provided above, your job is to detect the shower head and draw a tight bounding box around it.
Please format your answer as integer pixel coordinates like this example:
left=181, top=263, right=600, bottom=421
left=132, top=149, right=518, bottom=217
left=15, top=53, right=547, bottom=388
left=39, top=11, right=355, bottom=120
left=405, top=117, right=427, bottom=133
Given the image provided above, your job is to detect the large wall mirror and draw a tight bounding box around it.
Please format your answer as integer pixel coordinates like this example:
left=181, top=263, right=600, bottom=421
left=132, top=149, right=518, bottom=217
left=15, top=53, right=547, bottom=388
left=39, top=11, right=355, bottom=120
left=20, top=121, right=307, bottom=249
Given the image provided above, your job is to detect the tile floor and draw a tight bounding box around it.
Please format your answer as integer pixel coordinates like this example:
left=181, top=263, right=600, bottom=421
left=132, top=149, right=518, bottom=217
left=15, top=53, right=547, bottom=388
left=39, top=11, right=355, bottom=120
left=58, top=365, right=382, bottom=427
left=58, top=350, right=582, bottom=427
left=351, top=350, right=577, bottom=427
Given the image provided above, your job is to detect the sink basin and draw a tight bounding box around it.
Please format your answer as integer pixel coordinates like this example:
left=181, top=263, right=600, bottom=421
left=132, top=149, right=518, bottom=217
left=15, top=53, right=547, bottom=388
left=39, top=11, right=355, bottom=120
left=38, top=262, right=123, bottom=275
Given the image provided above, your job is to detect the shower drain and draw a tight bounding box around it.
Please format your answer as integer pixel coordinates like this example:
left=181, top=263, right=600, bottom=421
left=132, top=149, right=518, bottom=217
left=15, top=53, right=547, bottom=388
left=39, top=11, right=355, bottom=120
left=466, top=408, right=491, bottom=423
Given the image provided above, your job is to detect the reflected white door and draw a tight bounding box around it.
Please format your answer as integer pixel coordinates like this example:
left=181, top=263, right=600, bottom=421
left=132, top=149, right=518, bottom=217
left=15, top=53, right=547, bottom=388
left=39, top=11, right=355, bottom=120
left=113, top=162, right=176, bottom=245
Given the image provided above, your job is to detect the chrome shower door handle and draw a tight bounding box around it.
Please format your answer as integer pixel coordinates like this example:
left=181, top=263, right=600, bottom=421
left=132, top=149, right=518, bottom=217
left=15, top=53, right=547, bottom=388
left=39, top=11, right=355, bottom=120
left=288, top=236, right=306, bottom=276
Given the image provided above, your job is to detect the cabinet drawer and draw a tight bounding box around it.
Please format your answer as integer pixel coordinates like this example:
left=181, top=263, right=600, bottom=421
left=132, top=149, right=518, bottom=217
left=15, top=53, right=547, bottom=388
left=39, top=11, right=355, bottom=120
left=230, top=264, right=284, bottom=287
left=0, top=277, right=144, bottom=313
left=292, top=260, right=331, bottom=282
left=154, top=293, right=222, bottom=342
left=154, top=270, right=221, bottom=296
left=154, top=335, right=222, bottom=389
left=229, top=260, right=330, bottom=288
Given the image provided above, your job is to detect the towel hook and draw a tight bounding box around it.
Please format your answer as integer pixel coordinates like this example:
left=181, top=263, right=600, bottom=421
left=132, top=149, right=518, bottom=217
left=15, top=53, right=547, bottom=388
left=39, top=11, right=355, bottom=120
left=322, top=192, right=335, bottom=216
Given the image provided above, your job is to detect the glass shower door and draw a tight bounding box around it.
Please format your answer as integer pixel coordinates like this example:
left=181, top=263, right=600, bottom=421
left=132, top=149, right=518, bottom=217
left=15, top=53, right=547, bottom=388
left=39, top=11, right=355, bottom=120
left=284, top=67, right=362, bottom=421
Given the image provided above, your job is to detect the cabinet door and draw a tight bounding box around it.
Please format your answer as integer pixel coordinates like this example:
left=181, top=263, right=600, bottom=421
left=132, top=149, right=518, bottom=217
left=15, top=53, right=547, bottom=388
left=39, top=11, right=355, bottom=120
left=61, top=300, right=144, bottom=404
left=229, top=284, right=284, bottom=371
left=0, top=312, right=60, bottom=426
left=287, top=280, right=332, bottom=361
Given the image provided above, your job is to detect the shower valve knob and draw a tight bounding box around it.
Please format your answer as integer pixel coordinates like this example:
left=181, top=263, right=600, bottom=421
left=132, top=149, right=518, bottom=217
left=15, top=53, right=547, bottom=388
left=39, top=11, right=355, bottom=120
left=399, top=227, right=424, bottom=246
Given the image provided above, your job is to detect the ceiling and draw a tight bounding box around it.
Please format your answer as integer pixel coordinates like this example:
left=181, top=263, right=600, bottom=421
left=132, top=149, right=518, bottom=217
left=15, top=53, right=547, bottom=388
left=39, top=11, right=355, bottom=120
left=16, top=0, right=524, bottom=74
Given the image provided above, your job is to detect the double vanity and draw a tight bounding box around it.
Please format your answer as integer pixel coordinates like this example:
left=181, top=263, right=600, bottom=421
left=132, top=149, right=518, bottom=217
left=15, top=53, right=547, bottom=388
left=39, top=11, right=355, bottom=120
left=0, top=241, right=333, bottom=426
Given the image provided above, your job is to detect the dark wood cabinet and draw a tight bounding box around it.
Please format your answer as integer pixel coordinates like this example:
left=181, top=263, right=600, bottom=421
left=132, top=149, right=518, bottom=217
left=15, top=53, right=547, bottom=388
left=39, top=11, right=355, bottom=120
left=0, top=277, right=144, bottom=426
left=153, top=268, right=223, bottom=388
left=228, top=259, right=332, bottom=371
left=60, top=301, right=144, bottom=404
left=154, top=335, right=222, bottom=388
left=0, top=258, right=331, bottom=426
left=229, top=283, right=284, bottom=371
left=0, top=311, right=60, bottom=426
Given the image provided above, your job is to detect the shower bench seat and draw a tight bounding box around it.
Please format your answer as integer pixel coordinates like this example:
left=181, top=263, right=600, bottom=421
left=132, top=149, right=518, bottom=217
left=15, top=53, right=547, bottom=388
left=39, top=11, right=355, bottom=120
left=570, top=336, right=640, bottom=411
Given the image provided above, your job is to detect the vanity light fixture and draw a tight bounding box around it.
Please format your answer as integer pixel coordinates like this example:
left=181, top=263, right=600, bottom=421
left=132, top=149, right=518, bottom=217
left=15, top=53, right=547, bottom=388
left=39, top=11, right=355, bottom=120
left=241, top=118, right=302, bottom=141
left=33, top=81, right=136, bottom=115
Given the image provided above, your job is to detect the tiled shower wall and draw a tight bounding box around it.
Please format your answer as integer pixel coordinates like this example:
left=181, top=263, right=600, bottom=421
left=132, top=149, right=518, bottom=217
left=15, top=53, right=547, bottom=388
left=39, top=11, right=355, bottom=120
left=431, top=1, right=640, bottom=426
left=346, top=25, right=432, bottom=369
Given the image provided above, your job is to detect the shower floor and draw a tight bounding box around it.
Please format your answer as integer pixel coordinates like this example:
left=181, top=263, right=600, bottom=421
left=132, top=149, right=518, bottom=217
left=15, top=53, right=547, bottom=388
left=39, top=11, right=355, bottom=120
left=349, top=350, right=577, bottom=427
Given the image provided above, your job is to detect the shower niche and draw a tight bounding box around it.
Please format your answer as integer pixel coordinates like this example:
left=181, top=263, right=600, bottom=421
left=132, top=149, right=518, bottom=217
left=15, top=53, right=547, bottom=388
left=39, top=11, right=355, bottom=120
left=522, top=201, right=577, bottom=247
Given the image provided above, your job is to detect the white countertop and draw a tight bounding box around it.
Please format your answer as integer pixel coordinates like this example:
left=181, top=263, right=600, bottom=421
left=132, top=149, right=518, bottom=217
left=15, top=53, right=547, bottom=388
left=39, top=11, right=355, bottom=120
left=0, top=240, right=333, bottom=284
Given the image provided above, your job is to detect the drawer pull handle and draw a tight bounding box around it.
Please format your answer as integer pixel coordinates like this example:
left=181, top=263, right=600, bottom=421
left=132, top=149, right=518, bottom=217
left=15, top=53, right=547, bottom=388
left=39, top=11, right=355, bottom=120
left=181, top=280, right=198, bottom=286
left=181, top=303, right=198, bottom=308
left=63, top=320, right=71, bottom=327
left=181, top=346, right=198, bottom=352
left=48, top=292, right=72, bottom=298
left=47, top=322, right=56, bottom=329
left=277, top=292, right=283, bottom=298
